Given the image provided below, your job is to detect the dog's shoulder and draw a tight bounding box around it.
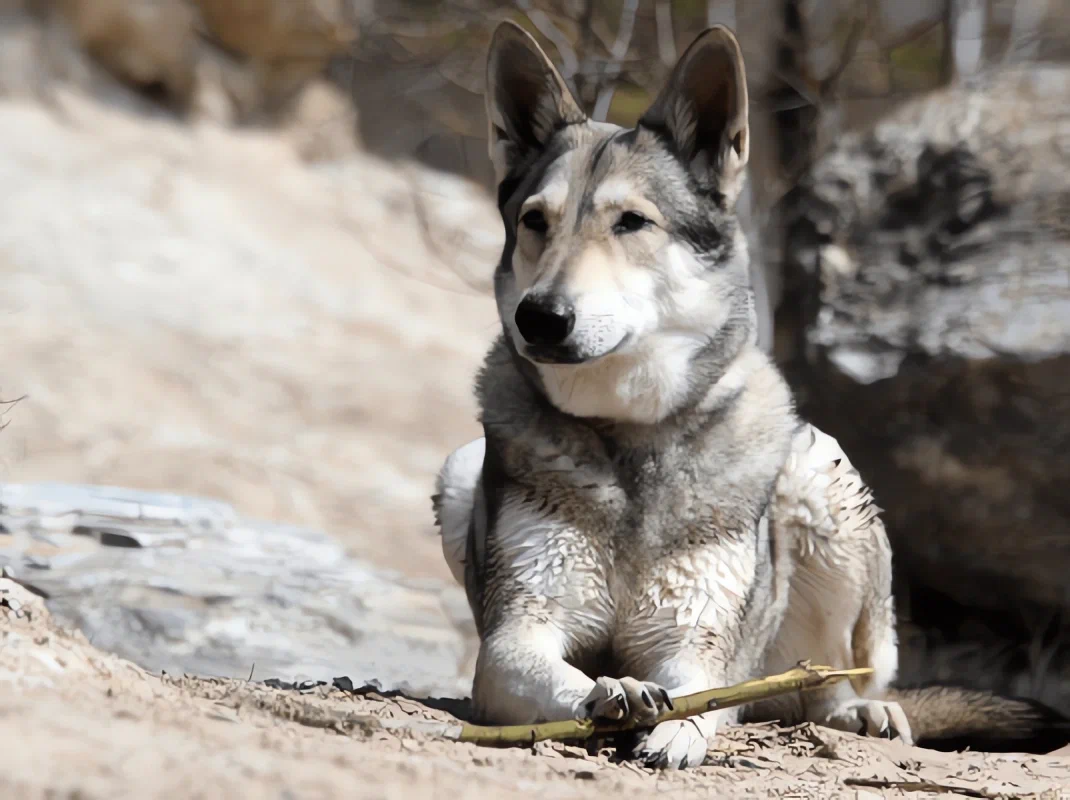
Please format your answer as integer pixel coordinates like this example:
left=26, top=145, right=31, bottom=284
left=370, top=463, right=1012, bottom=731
left=433, top=437, right=486, bottom=587
left=772, top=420, right=889, bottom=562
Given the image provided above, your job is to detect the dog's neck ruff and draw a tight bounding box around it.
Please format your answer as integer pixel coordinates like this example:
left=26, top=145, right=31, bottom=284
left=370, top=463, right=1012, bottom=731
left=504, top=298, right=756, bottom=425
left=504, top=314, right=761, bottom=437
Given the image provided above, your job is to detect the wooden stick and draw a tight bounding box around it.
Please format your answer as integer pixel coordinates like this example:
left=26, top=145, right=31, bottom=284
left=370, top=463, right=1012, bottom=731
left=844, top=778, right=999, bottom=799
left=453, top=661, right=873, bottom=746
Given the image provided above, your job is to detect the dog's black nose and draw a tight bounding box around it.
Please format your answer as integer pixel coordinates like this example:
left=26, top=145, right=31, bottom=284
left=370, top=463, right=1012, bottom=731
left=514, top=295, right=576, bottom=346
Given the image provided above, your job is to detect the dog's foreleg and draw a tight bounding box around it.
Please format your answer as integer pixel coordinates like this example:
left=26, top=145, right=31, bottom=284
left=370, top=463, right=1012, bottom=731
left=626, top=657, right=732, bottom=769
left=472, top=623, right=598, bottom=724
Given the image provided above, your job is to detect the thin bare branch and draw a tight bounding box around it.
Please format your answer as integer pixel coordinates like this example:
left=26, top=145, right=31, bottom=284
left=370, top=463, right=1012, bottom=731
left=453, top=663, right=874, bottom=746
left=655, top=1, right=676, bottom=67
left=818, top=2, right=871, bottom=97
left=844, top=778, right=1000, bottom=799
left=1003, top=0, right=1048, bottom=64
left=592, top=0, right=639, bottom=122
left=0, top=394, right=26, bottom=432
left=516, top=0, right=580, bottom=88
left=949, top=0, right=987, bottom=81
left=707, top=0, right=736, bottom=30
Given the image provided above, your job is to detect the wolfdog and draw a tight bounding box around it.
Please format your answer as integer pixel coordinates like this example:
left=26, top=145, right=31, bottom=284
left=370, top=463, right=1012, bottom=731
left=432, top=21, right=1070, bottom=769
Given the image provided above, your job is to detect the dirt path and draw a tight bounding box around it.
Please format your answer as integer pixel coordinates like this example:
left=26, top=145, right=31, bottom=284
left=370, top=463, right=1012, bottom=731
left=3, top=579, right=1070, bottom=799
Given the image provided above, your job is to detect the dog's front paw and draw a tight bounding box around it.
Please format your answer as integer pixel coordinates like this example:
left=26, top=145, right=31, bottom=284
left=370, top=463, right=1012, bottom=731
left=632, top=718, right=712, bottom=770
left=580, top=676, right=674, bottom=726
left=822, top=698, right=913, bottom=745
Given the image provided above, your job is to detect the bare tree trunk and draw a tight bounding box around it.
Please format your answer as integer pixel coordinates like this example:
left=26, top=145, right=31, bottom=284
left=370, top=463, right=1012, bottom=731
left=948, top=0, right=987, bottom=81
left=515, top=0, right=580, bottom=93
left=707, top=0, right=736, bottom=29
left=654, top=0, right=676, bottom=67
left=572, top=0, right=597, bottom=111
left=1003, top=0, right=1048, bottom=64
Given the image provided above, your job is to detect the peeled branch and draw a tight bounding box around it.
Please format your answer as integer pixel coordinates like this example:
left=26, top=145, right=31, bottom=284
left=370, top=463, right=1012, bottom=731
left=451, top=661, right=874, bottom=746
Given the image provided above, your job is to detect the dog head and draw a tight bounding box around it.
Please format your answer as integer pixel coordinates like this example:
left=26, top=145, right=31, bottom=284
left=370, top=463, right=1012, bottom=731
left=486, top=22, right=758, bottom=424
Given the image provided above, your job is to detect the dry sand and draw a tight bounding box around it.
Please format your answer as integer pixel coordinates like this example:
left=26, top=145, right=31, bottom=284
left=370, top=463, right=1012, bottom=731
left=4, top=578, right=1070, bottom=799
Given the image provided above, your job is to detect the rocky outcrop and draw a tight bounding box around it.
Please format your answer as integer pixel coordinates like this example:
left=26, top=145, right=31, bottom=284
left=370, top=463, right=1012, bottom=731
left=56, top=0, right=200, bottom=105
left=776, top=65, right=1070, bottom=711
left=0, top=483, right=477, bottom=695
left=193, top=0, right=357, bottom=65
left=192, top=0, right=360, bottom=117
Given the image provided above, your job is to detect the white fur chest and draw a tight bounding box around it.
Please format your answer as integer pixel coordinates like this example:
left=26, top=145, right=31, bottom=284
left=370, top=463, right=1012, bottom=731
left=440, top=427, right=779, bottom=671
left=493, top=473, right=763, bottom=667
left=607, top=519, right=761, bottom=671
left=630, top=531, right=759, bottom=630
left=490, top=471, right=623, bottom=649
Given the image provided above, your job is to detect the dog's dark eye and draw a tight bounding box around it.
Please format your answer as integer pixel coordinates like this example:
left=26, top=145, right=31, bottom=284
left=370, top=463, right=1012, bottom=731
left=614, top=211, right=651, bottom=235
left=520, top=209, right=548, bottom=234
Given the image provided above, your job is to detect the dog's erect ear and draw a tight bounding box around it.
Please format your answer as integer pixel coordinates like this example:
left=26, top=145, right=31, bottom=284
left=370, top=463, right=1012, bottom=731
left=485, top=21, right=585, bottom=184
left=639, top=25, right=749, bottom=205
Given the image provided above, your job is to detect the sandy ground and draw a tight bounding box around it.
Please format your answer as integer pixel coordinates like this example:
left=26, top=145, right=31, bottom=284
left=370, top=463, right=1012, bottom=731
left=0, top=87, right=500, bottom=583
left=4, top=579, right=1070, bottom=800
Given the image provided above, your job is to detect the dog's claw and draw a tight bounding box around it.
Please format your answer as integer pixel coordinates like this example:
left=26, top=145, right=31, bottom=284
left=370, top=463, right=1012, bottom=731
left=580, top=677, right=674, bottom=726
left=822, top=699, right=913, bottom=746
left=661, top=688, right=674, bottom=711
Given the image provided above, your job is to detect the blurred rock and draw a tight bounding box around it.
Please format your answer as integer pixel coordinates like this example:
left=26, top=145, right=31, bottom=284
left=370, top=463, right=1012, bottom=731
left=0, top=5, right=46, bottom=99
left=776, top=64, right=1070, bottom=711
left=194, top=0, right=356, bottom=65
left=193, top=0, right=358, bottom=111
left=0, top=482, right=477, bottom=696
left=0, top=88, right=497, bottom=591
left=2, top=0, right=366, bottom=137
left=284, top=77, right=361, bottom=162
left=189, top=41, right=259, bottom=124
left=56, top=0, right=199, bottom=107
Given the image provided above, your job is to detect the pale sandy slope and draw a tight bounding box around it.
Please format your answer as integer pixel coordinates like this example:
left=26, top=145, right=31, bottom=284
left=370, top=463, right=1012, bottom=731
left=0, top=87, right=501, bottom=582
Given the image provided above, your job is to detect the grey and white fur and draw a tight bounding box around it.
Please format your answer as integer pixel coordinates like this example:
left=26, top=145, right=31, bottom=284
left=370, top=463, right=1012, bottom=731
left=431, top=21, right=1070, bottom=769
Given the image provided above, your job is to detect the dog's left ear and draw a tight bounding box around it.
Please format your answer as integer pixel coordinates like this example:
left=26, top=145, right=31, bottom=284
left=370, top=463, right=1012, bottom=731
left=485, top=21, right=586, bottom=185
left=639, top=25, right=749, bottom=206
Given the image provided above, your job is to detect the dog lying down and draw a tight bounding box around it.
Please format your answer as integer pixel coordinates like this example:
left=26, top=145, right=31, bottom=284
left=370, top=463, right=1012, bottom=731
left=432, top=21, right=1070, bottom=770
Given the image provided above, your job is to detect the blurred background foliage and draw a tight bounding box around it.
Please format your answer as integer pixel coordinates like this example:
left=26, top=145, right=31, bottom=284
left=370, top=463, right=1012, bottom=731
left=341, top=0, right=1070, bottom=196
left=9, top=0, right=1066, bottom=199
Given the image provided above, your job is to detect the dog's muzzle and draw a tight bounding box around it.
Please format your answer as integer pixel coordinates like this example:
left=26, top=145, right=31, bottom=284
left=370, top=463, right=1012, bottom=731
left=515, top=295, right=576, bottom=347
left=513, top=292, right=632, bottom=365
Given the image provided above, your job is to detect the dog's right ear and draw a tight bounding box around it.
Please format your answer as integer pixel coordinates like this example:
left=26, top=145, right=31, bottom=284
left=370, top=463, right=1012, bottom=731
left=485, top=21, right=585, bottom=185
